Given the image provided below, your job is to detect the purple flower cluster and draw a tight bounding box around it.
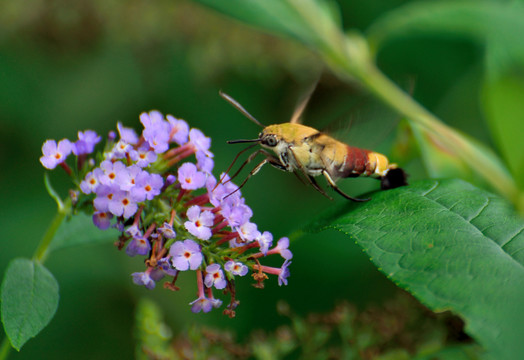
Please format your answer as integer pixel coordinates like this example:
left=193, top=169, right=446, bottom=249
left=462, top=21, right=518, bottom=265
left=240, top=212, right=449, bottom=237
left=40, top=110, right=292, bottom=317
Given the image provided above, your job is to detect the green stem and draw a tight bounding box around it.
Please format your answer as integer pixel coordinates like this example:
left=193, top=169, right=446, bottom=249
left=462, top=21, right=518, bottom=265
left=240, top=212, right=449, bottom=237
left=0, top=337, right=11, bottom=360
left=33, top=197, right=71, bottom=263
left=353, top=60, right=519, bottom=201
left=286, top=0, right=521, bottom=209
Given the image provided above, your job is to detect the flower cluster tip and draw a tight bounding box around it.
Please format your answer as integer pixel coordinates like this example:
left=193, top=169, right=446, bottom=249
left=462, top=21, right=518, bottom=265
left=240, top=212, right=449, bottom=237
left=40, top=110, right=292, bottom=317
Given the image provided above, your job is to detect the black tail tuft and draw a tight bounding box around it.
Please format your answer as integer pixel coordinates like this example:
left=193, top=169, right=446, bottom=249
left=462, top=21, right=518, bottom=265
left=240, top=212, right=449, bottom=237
left=381, top=168, right=408, bottom=190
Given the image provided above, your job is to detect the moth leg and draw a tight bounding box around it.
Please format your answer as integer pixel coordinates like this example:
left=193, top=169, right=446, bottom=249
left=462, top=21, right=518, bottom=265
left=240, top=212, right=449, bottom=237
left=225, top=154, right=283, bottom=198
left=266, top=156, right=287, bottom=171
left=221, top=143, right=259, bottom=183
left=322, top=170, right=370, bottom=202
left=291, top=170, right=308, bottom=186
left=288, top=147, right=333, bottom=200
left=307, top=175, right=333, bottom=200
left=222, top=149, right=277, bottom=185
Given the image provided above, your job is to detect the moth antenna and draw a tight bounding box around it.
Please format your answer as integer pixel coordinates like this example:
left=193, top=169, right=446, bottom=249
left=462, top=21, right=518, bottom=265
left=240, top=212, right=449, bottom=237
left=227, top=139, right=260, bottom=144
left=220, top=90, right=265, bottom=127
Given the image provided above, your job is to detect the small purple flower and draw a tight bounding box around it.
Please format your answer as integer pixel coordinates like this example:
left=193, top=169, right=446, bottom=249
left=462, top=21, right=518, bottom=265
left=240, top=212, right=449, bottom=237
left=108, top=190, right=138, bottom=219
left=129, top=143, right=157, bottom=168
left=131, top=172, right=164, bottom=201
left=113, top=221, right=125, bottom=232
left=108, top=130, right=116, bottom=142
left=72, top=130, right=101, bottom=155
left=166, top=115, right=189, bottom=145
left=169, top=239, right=203, bottom=271
left=196, top=151, right=214, bottom=174
left=274, top=237, right=293, bottom=260
left=140, top=110, right=165, bottom=129
left=80, top=168, right=103, bottom=194
left=99, top=160, right=127, bottom=187
left=177, top=162, right=206, bottom=190
left=145, top=128, right=170, bottom=154
left=224, top=260, right=248, bottom=277
left=257, top=231, right=273, bottom=256
left=206, top=176, right=227, bottom=207
left=204, top=263, right=227, bottom=290
left=93, top=184, right=119, bottom=212
left=140, top=111, right=170, bottom=154
left=162, top=174, right=176, bottom=191
left=40, top=139, right=72, bottom=169
left=184, top=205, right=214, bottom=241
left=236, top=221, right=260, bottom=243
left=116, top=165, right=143, bottom=191
left=278, top=260, right=291, bottom=286
left=125, top=223, right=142, bottom=237
left=189, top=128, right=213, bottom=158
left=117, top=122, right=139, bottom=145
left=92, top=211, right=113, bottom=230
left=221, top=203, right=252, bottom=228
left=210, top=297, right=223, bottom=309
left=208, top=173, right=242, bottom=207
left=132, top=268, right=164, bottom=290
left=158, top=222, right=176, bottom=239
left=126, top=236, right=151, bottom=256
left=112, top=140, right=132, bottom=158
left=190, top=296, right=213, bottom=313
left=158, top=257, right=178, bottom=276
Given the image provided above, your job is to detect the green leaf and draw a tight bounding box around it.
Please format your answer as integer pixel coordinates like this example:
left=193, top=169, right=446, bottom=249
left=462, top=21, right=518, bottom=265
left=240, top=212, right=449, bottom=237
left=1, top=258, right=59, bottom=350
left=193, top=0, right=313, bottom=43
left=367, top=1, right=524, bottom=78
left=192, top=0, right=342, bottom=52
left=482, top=75, right=524, bottom=189
left=49, top=212, right=120, bottom=252
left=306, top=179, right=524, bottom=359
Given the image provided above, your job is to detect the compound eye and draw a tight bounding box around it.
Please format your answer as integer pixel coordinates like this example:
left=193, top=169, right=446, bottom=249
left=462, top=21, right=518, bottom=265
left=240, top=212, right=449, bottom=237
left=265, top=135, right=277, bottom=147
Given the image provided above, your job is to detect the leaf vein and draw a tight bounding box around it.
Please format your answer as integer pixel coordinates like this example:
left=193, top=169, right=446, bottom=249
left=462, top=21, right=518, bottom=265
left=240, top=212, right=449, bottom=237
left=417, top=185, right=524, bottom=271
left=509, top=246, right=524, bottom=258
left=420, top=180, right=439, bottom=196
left=467, top=196, right=490, bottom=222
left=421, top=193, right=486, bottom=238
left=15, top=263, right=36, bottom=344
left=501, top=226, right=524, bottom=249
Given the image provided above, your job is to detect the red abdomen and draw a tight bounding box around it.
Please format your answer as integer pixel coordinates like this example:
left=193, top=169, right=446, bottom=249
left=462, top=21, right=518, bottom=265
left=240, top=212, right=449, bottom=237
left=330, top=145, right=373, bottom=178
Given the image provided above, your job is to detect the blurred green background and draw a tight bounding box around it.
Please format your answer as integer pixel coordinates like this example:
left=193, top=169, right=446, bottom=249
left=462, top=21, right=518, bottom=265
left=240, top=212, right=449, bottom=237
left=0, top=0, right=496, bottom=358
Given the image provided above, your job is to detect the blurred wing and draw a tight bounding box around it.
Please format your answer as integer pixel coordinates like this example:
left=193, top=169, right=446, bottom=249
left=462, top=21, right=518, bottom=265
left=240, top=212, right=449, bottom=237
left=301, top=82, right=404, bottom=152
left=337, top=98, right=401, bottom=152
left=289, top=80, right=318, bottom=124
